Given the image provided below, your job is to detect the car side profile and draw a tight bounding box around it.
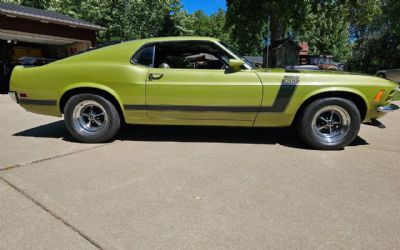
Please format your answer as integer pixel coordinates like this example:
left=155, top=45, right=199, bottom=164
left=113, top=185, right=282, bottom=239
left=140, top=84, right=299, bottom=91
left=9, top=37, right=400, bottom=150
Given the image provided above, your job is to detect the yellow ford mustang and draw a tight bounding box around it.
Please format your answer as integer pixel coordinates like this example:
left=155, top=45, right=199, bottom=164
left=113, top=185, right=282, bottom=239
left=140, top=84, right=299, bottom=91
left=9, top=37, right=400, bottom=149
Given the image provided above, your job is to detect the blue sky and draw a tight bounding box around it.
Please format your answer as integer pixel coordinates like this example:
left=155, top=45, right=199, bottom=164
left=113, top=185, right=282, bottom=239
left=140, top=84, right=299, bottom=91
left=181, top=0, right=226, bottom=15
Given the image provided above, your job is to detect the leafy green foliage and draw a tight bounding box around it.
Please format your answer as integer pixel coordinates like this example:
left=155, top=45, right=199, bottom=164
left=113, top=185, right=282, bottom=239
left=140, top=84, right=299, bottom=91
left=49, top=0, right=175, bottom=42
left=297, top=1, right=352, bottom=63
left=4, top=0, right=400, bottom=71
left=225, top=0, right=400, bottom=71
left=225, top=0, right=308, bottom=55
left=225, top=0, right=268, bottom=55
left=14, top=0, right=51, bottom=9
left=5, top=0, right=231, bottom=45
left=346, top=0, right=400, bottom=73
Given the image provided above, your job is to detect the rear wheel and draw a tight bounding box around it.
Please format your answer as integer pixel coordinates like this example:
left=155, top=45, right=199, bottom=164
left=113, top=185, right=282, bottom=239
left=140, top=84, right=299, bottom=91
left=297, top=97, right=361, bottom=150
left=64, top=94, right=121, bottom=143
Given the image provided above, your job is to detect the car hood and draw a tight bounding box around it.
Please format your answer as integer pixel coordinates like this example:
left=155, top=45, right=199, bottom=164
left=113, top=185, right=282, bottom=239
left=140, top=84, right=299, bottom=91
left=254, top=68, right=399, bottom=88
left=255, top=68, right=371, bottom=76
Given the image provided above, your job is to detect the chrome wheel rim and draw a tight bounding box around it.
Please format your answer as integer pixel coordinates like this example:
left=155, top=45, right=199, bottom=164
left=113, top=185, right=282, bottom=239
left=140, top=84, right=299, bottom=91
left=312, top=105, right=351, bottom=145
left=72, top=100, right=108, bottom=135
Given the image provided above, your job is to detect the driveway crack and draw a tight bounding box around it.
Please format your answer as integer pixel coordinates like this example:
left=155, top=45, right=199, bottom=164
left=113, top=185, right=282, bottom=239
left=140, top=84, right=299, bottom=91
left=0, top=144, right=111, bottom=171
left=0, top=176, right=105, bottom=250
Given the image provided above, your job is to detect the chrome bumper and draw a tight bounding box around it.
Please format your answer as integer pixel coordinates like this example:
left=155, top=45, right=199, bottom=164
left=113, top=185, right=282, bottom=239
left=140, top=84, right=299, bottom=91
left=388, top=87, right=400, bottom=102
left=377, top=103, right=399, bottom=112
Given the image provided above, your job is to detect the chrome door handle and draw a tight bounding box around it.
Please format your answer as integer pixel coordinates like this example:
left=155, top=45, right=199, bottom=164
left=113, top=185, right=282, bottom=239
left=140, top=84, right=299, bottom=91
left=149, top=73, right=164, bottom=81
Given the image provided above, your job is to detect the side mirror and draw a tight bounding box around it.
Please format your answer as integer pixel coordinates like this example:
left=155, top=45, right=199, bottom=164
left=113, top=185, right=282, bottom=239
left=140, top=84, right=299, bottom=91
left=228, top=59, right=245, bottom=72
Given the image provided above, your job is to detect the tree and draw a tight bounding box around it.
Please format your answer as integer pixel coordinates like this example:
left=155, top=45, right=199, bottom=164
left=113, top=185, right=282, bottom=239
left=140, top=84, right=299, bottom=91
left=347, top=0, right=400, bottom=72
left=9, top=0, right=399, bottom=71
left=225, top=0, right=308, bottom=55
left=7, top=0, right=177, bottom=42
left=297, top=1, right=352, bottom=63
left=160, top=7, right=231, bottom=44
left=209, top=9, right=231, bottom=44
left=6, top=0, right=232, bottom=45
left=15, top=0, right=51, bottom=9
left=159, top=0, right=185, bottom=36
left=225, top=0, right=268, bottom=55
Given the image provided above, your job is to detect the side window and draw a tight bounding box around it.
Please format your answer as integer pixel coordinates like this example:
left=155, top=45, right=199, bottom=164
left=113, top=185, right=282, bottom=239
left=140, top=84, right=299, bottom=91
left=154, top=41, right=233, bottom=70
left=131, top=45, right=154, bottom=67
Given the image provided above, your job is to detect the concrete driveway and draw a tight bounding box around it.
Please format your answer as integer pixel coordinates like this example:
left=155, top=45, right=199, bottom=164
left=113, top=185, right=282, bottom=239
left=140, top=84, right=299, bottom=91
left=0, top=94, right=399, bottom=250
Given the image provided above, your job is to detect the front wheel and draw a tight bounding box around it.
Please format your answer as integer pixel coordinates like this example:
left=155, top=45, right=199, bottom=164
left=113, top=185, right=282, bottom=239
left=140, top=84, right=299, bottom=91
left=297, top=97, right=361, bottom=150
left=64, top=94, right=121, bottom=143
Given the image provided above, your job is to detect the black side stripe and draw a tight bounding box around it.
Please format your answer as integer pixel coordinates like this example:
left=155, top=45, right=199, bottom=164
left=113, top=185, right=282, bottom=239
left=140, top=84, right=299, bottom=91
left=19, top=99, right=57, bottom=106
left=260, top=77, right=299, bottom=112
left=124, top=75, right=300, bottom=113
left=124, top=105, right=258, bottom=112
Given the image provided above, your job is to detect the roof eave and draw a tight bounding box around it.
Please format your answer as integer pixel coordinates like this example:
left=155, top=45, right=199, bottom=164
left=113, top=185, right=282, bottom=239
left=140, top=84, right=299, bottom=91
left=0, top=9, right=106, bottom=31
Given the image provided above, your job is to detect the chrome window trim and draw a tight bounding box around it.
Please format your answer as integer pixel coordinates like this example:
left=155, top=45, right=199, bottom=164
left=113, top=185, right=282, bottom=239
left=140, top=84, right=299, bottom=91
left=130, top=39, right=248, bottom=70
left=130, top=44, right=156, bottom=68
left=215, top=41, right=253, bottom=70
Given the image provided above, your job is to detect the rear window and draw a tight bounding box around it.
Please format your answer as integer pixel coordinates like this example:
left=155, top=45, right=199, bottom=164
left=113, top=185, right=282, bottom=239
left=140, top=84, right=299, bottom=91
left=131, top=45, right=154, bottom=67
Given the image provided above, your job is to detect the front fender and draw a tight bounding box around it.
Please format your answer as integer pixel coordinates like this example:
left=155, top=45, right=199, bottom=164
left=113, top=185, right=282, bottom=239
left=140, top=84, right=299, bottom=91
left=297, top=86, right=370, bottom=112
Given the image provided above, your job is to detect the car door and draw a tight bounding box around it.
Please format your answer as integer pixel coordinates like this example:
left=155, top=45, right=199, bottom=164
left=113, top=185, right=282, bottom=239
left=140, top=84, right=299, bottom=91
left=145, top=41, right=262, bottom=122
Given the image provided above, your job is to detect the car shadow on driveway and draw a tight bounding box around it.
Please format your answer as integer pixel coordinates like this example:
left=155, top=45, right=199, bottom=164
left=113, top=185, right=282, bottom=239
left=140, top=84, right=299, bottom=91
left=13, top=120, right=369, bottom=150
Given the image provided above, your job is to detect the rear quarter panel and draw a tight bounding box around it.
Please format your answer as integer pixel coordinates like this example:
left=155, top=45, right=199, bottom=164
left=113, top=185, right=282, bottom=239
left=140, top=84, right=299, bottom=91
left=10, top=41, right=148, bottom=120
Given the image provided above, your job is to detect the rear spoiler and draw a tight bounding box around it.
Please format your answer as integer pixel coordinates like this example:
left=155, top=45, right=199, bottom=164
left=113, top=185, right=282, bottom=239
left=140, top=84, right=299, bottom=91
left=18, top=57, right=56, bottom=67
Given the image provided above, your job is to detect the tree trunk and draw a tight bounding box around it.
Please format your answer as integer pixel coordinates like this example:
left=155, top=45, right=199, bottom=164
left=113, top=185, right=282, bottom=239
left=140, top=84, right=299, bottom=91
left=270, top=12, right=284, bottom=42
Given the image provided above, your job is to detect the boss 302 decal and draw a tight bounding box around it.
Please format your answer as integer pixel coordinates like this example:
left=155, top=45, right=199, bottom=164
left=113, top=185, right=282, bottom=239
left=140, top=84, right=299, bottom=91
left=260, top=75, right=300, bottom=112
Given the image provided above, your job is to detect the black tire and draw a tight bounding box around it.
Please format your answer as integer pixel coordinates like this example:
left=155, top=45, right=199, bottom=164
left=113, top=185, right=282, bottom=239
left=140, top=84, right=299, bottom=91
left=64, top=94, right=121, bottom=143
left=297, top=97, right=361, bottom=150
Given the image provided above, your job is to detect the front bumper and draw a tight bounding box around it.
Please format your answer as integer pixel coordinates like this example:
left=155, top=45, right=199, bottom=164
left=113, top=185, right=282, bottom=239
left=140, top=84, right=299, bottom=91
left=377, top=87, right=400, bottom=112
left=377, top=103, right=399, bottom=112
left=389, top=87, right=400, bottom=101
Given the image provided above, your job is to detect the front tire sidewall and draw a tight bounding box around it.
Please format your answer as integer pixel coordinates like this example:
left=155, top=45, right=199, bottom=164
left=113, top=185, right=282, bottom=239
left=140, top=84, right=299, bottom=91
left=64, top=94, right=121, bottom=143
left=298, top=98, right=361, bottom=150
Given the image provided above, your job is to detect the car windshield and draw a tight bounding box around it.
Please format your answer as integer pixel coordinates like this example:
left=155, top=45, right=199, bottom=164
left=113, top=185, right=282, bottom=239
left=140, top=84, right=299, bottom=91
left=220, top=42, right=256, bottom=70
